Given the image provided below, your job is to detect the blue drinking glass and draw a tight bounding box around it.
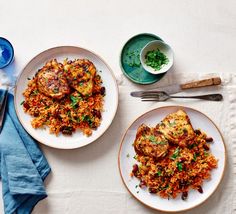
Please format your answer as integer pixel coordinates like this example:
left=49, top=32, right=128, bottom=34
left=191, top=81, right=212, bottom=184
left=0, top=37, right=14, bottom=69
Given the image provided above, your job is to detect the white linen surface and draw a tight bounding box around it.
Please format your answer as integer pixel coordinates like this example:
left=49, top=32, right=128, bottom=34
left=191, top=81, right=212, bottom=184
left=30, top=72, right=235, bottom=214
left=1, top=0, right=236, bottom=213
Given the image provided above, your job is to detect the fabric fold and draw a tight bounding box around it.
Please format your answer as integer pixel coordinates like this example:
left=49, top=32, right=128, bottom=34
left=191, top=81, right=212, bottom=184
left=0, top=93, right=51, bottom=214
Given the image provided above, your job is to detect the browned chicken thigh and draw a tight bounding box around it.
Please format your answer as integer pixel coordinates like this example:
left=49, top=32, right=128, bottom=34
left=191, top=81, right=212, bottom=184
left=36, top=59, right=70, bottom=99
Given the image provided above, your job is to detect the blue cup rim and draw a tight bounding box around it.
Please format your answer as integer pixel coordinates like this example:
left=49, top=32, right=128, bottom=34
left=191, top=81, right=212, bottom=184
left=0, top=37, right=14, bottom=69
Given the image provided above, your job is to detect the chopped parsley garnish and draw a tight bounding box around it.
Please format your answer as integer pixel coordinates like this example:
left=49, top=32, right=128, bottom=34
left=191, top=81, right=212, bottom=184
left=32, top=90, right=39, bottom=95
left=177, top=162, right=183, bottom=171
left=20, top=101, right=25, bottom=105
left=188, top=143, right=196, bottom=149
left=27, top=77, right=31, bottom=80
left=154, top=141, right=166, bottom=145
left=148, top=135, right=166, bottom=145
left=156, top=171, right=162, bottom=176
left=70, top=95, right=79, bottom=108
left=81, top=115, right=93, bottom=126
left=125, top=48, right=142, bottom=67
left=144, top=49, right=169, bottom=71
left=159, top=185, right=169, bottom=190
left=53, top=88, right=59, bottom=94
left=169, top=121, right=176, bottom=127
left=81, top=115, right=85, bottom=121
left=170, top=148, right=180, bottom=160
left=148, top=135, right=156, bottom=142
left=126, top=153, right=130, bottom=158
left=193, top=153, right=197, bottom=161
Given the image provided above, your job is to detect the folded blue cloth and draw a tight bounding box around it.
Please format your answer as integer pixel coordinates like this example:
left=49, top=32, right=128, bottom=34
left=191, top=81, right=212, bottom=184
left=0, top=92, right=51, bottom=214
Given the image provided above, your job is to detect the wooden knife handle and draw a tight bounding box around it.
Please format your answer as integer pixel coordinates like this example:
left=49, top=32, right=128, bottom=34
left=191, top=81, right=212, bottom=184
left=180, top=77, right=221, bottom=90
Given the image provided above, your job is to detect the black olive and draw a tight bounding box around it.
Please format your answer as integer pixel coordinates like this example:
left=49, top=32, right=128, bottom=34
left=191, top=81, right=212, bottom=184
left=194, top=130, right=201, bottom=135
left=206, top=137, right=213, bottom=143
left=33, top=112, right=39, bottom=117
left=198, top=186, right=203, bottom=193
left=203, top=144, right=210, bottom=151
left=60, top=126, right=74, bottom=135
left=139, top=180, right=146, bottom=188
left=179, top=180, right=187, bottom=187
left=100, top=87, right=106, bottom=95
left=92, top=109, right=101, bottom=119
left=149, top=188, right=158, bottom=194
left=181, top=192, right=188, bottom=200
left=132, top=164, right=139, bottom=175
left=23, top=102, right=30, bottom=110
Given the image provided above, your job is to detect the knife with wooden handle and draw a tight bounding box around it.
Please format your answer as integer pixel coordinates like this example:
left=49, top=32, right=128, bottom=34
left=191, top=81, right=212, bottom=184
left=180, top=77, right=221, bottom=89
left=131, top=77, right=222, bottom=97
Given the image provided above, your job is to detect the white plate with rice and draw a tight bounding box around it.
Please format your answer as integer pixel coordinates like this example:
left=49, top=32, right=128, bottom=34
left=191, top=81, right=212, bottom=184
left=15, top=46, right=118, bottom=149
left=118, top=106, right=226, bottom=212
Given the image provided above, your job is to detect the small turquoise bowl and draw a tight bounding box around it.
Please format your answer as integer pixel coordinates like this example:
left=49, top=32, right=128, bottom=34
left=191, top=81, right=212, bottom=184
left=120, top=33, right=167, bottom=85
left=0, top=37, right=14, bottom=69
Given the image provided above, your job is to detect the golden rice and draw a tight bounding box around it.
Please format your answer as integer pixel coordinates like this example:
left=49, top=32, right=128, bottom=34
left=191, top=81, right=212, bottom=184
left=22, top=59, right=105, bottom=136
left=131, top=129, right=218, bottom=200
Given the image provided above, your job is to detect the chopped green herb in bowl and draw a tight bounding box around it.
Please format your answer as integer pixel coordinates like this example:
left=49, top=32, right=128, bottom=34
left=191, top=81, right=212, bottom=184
left=145, top=49, right=169, bottom=71
left=140, top=40, right=173, bottom=75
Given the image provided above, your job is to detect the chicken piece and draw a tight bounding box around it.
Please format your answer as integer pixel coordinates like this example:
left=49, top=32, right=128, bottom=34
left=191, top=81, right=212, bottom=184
left=134, top=124, right=169, bottom=158
left=156, top=110, right=195, bottom=147
left=65, top=59, right=96, bottom=96
left=36, top=59, right=70, bottom=99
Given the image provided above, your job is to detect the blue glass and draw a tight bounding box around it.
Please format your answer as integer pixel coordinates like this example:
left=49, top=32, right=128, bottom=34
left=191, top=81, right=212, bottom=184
left=0, top=37, right=14, bottom=69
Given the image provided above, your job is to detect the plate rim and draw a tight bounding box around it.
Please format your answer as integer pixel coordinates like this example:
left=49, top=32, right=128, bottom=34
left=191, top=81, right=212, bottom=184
left=118, top=105, right=227, bottom=212
left=119, top=32, right=166, bottom=85
left=14, top=45, right=119, bottom=149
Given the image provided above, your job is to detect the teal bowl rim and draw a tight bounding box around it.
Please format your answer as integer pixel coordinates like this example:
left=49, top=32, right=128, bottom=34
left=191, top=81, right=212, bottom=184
left=0, top=37, right=14, bottom=69
left=119, top=33, right=166, bottom=85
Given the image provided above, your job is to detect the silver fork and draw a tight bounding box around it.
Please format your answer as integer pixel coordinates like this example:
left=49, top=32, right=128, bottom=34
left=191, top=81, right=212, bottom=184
left=141, top=91, right=223, bottom=102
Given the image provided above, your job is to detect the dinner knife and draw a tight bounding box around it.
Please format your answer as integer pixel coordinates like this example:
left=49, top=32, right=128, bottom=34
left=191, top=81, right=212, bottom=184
left=131, top=77, right=221, bottom=97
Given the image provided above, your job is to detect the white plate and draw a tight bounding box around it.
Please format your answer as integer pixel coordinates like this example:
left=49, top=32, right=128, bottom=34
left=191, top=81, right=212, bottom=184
left=15, top=46, right=118, bottom=149
left=118, top=106, right=226, bottom=212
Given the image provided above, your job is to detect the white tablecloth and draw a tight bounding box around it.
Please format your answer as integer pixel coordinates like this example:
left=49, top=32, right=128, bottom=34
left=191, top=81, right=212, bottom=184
left=1, top=0, right=236, bottom=213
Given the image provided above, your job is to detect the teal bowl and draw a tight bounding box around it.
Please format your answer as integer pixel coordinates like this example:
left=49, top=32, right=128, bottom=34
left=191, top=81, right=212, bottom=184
left=120, top=33, right=167, bottom=85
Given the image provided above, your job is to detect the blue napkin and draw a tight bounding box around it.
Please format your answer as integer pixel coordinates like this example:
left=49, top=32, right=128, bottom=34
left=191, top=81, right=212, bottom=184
left=0, top=92, right=51, bottom=214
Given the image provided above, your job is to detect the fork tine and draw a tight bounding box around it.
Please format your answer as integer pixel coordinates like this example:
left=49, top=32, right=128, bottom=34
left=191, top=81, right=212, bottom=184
left=141, top=94, right=160, bottom=98
left=141, top=91, right=163, bottom=95
left=141, top=99, right=160, bottom=102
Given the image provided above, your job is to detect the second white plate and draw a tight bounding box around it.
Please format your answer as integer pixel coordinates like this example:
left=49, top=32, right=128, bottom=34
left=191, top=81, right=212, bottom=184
left=118, top=106, right=226, bottom=212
